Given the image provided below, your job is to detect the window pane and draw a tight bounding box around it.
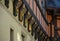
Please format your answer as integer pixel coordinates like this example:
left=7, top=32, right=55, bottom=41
left=21, top=35, right=25, bottom=41
left=10, top=29, right=14, bottom=41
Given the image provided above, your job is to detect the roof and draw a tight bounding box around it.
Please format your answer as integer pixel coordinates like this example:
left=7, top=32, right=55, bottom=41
left=46, top=0, right=60, bottom=9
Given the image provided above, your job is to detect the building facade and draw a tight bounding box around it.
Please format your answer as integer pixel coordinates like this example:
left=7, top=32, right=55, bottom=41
left=0, top=0, right=60, bottom=41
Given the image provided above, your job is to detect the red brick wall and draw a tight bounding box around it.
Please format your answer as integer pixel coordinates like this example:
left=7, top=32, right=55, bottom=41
left=37, top=7, right=40, bottom=21
left=52, top=24, right=54, bottom=37
left=57, top=17, right=60, bottom=36
left=30, top=0, right=33, bottom=9
left=34, top=1, right=37, bottom=16
left=26, top=0, right=49, bottom=36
